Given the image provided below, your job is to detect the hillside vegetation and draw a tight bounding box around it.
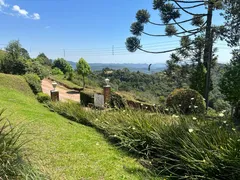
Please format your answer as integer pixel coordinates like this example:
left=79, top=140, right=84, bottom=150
left=0, top=73, right=158, bottom=179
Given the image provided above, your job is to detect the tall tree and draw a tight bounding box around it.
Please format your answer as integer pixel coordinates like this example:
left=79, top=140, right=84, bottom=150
left=20, top=48, right=30, bottom=59
left=36, top=53, right=52, bottom=66
left=125, top=0, right=239, bottom=109
left=5, top=40, right=22, bottom=60
left=219, top=50, right=240, bottom=110
left=1, top=40, right=27, bottom=75
left=76, top=58, right=91, bottom=89
left=52, top=58, right=72, bottom=74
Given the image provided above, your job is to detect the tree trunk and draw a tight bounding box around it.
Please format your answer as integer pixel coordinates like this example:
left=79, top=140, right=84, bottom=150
left=203, top=2, right=214, bottom=110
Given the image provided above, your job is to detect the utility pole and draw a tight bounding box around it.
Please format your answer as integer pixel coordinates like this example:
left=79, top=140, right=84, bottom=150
left=204, top=2, right=214, bottom=110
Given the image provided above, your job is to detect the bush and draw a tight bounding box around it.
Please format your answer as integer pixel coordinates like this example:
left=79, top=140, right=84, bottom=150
left=166, top=88, right=206, bottom=114
left=37, top=92, right=51, bottom=103
left=24, top=73, right=42, bottom=94
left=26, top=61, right=50, bottom=80
left=52, top=67, right=64, bottom=75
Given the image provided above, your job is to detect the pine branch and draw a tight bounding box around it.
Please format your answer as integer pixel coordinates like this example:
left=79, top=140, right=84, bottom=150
left=173, top=19, right=188, bottom=32
left=142, top=27, right=202, bottom=37
left=148, top=15, right=205, bottom=26
left=171, top=0, right=205, bottom=3
left=137, top=42, right=194, bottom=54
left=173, top=0, right=207, bottom=16
left=173, top=3, right=205, bottom=10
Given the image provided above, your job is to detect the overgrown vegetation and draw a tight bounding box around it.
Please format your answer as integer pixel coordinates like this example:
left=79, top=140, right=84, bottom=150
left=0, top=109, right=44, bottom=179
left=48, top=101, right=240, bottom=179
left=24, top=73, right=42, bottom=94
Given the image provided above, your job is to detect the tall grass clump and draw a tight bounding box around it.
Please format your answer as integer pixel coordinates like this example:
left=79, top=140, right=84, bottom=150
left=0, top=109, right=45, bottom=179
left=48, top=101, right=240, bottom=179
left=91, top=110, right=240, bottom=179
left=48, top=101, right=93, bottom=126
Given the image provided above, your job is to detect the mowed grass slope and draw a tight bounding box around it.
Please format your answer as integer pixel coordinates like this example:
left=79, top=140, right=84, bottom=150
left=0, top=73, right=158, bottom=180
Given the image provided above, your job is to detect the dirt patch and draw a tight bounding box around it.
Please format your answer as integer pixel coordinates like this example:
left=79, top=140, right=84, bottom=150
left=41, top=78, right=80, bottom=102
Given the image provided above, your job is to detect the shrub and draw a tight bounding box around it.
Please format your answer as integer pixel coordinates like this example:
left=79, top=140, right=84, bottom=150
left=52, top=67, right=64, bottom=75
left=37, top=92, right=51, bottom=103
left=24, top=73, right=42, bottom=94
left=26, top=61, right=50, bottom=80
left=166, top=88, right=206, bottom=114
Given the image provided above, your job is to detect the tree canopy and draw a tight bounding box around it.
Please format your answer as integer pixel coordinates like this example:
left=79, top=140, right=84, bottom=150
left=52, top=58, right=72, bottom=74
left=76, top=58, right=91, bottom=89
left=219, top=50, right=240, bottom=106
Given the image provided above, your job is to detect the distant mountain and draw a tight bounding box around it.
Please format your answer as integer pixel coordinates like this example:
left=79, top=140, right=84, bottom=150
left=68, top=61, right=166, bottom=74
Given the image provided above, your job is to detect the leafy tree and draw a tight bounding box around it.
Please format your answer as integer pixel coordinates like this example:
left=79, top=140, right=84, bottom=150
left=219, top=50, right=240, bottom=108
left=1, top=55, right=27, bottom=75
left=20, top=48, right=30, bottom=59
left=190, top=63, right=207, bottom=96
left=52, top=58, right=72, bottom=74
left=220, top=0, right=240, bottom=47
left=5, top=40, right=22, bottom=60
left=76, top=58, right=91, bottom=89
left=36, top=53, right=52, bottom=66
left=1, top=41, right=27, bottom=75
left=125, top=0, right=240, bottom=108
left=26, top=61, right=49, bottom=80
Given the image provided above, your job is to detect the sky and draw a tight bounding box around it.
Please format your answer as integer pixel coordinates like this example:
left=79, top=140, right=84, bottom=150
left=0, top=0, right=234, bottom=64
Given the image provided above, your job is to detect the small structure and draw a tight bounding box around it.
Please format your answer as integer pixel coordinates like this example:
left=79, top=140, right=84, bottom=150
left=50, top=81, right=59, bottom=101
left=94, top=93, right=104, bottom=108
left=103, top=78, right=111, bottom=103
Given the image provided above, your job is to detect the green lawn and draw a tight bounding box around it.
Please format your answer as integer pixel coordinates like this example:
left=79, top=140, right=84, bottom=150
left=0, top=73, right=159, bottom=179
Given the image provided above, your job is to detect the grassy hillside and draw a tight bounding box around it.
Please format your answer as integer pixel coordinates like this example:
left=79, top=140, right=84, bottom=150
left=0, top=73, right=158, bottom=179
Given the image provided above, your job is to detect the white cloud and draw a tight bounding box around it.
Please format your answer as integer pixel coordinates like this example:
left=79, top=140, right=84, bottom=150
left=12, top=5, right=28, bottom=16
left=0, top=0, right=9, bottom=7
left=0, top=1, right=40, bottom=20
left=32, top=13, right=40, bottom=20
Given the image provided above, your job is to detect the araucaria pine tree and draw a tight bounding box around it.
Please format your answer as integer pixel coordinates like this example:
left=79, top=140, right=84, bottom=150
left=125, top=0, right=240, bottom=109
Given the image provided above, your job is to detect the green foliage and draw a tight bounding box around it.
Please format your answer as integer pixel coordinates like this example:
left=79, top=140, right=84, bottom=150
left=0, top=109, right=44, bottom=179
left=0, top=41, right=28, bottom=75
left=5, top=40, right=22, bottom=60
left=20, top=48, right=30, bottom=59
left=24, top=73, right=42, bottom=94
left=166, top=88, right=206, bottom=114
left=125, top=37, right=141, bottom=52
left=26, top=61, right=50, bottom=80
left=49, top=102, right=240, bottom=180
left=37, top=92, right=51, bottom=103
left=93, top=111, right=240, bottom=179
left=219, top=50, right=240, bottom=106
left=76, top=58, right=91, bottom=89
left=52, top=58, right=72, bottom=74
left=52, top=67, right=64, bottom=75
left=221, top=0, right=240, bottom=47
left=36, top=53, right=52, bottom=66
left=1, top=55, right=27, bottom=75
left=190, top=63, right=207, bottom=96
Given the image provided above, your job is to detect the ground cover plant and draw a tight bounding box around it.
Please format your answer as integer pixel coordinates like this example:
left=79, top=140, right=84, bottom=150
left=48, top=100, right=240, bottom=179
left=0, top=73, right=158, bottom=179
